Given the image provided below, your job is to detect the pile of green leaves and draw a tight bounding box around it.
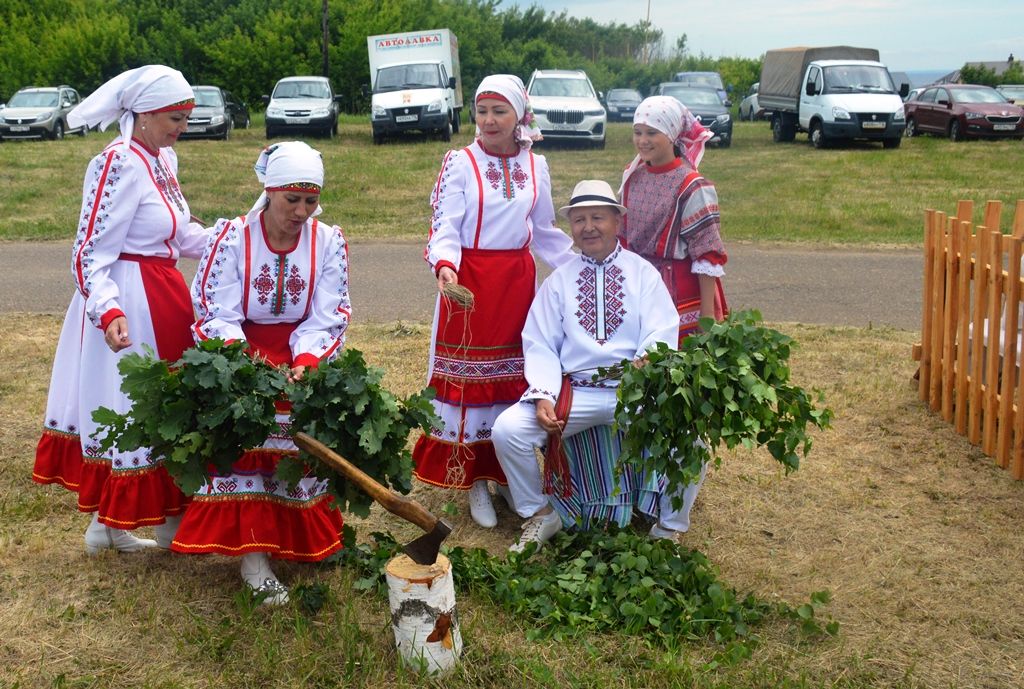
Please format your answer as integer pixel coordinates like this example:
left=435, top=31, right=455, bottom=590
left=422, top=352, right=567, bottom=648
left=336, top=528, right=837, bottom=651
left=609, top=310, right=833, bottom=505
left=284, top=349, right=438, bottom=517
left=92, top=340, right=288, bottom=494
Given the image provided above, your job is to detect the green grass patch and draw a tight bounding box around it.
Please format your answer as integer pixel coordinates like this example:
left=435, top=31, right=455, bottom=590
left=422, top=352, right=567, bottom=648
left=2, top=114, right=1022, bottom=244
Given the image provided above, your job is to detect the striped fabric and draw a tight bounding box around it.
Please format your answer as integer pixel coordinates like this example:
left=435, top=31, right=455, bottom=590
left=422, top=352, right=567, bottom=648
left=550, top=424, right=664, bottom=530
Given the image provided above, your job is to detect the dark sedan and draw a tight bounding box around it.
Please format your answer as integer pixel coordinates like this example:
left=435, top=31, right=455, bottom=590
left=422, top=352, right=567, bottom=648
left=604, top=88, right=642, bottom=122
left=904, top=84, right=1024, bottom=141
left=180, top=85, right=250, bottom=140
left=656, top=84, right=732, bottom=148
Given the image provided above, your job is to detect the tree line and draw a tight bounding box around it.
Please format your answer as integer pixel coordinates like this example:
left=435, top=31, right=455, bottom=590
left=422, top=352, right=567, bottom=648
left=0, top=0, right=763, bottom=109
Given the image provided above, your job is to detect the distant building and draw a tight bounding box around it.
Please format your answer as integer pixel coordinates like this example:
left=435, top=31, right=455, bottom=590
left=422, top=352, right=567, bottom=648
left=938, top=54, right=1017, bottom=83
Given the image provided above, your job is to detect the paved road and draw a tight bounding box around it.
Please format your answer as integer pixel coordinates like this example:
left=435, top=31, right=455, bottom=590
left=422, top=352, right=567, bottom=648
left=0, top=240, right=922, bottom=330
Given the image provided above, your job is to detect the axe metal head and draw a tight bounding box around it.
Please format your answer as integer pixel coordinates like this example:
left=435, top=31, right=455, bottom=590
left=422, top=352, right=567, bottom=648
left=401, top=518, right=453, bottom=565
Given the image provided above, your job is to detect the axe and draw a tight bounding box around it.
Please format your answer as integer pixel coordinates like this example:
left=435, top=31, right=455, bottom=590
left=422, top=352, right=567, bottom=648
left=294, top=432, right=452, bottom=565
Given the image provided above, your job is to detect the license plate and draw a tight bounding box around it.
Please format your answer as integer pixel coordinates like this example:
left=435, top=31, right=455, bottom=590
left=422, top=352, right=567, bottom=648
left=395, top=114, right=418, bottom=123
left=9, top=125, right=29, bottom=132
left=553, top=123, right=576, bottom=130
left=188, top=126, right=207, bottom=133
left=284, top=117, right=309, bottom=124
left=861, top=121, right=886, bottom=129
left=993, top=123, right=1016, bottom=131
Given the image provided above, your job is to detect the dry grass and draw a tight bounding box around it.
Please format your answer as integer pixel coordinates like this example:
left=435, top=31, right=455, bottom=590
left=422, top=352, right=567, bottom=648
left=3, top=315, right=1024, bottom=688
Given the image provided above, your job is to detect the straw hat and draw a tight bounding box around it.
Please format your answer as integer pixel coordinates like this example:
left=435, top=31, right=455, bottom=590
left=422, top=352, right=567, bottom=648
left=558, top=179, right=628, bottom=218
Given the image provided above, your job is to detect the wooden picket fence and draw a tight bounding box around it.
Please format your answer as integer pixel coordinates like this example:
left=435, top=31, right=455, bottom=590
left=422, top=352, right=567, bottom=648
left=913, top=199, right=1024, bottom=478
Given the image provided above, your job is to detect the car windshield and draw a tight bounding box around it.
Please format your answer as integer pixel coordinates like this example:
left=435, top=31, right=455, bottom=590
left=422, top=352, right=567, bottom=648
left=663, top=87, right=720, bottom=107
left=822, top=66, right=896, bottom=94
left=375, top=64, right=442, bottom=91
left=192, top=89, right=224, bottom=107
left=9, top=91, right=59, bottom=107
left=529, top=78, right=594, bottom=98
left=676, top=74, right=723, bottom=89
left=273, top=81, right=330, bottom=99
left=998, top=86, right=1024, bottom=99
left=951, top=88, right=1008, bottom=104
left=607, top=89, right=641, bottom=103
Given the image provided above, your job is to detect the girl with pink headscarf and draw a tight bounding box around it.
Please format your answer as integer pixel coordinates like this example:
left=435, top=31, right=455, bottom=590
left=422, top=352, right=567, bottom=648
left=619, top=95, right=727, bottom=341
left=413, top=74, right=575, bottom=527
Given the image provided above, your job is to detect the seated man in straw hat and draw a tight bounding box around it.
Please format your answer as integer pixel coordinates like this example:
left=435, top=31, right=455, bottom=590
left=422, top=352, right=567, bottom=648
left=492, top=179, right=689, bottom=553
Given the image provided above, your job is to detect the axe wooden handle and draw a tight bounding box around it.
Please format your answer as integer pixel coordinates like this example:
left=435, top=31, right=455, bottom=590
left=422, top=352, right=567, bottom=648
left=294, top=432, right=439, bottom=533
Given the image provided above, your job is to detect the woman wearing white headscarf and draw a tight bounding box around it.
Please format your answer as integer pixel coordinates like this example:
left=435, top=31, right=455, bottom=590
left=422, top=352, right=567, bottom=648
left=620, top=95, right=727, bottom=342
left=613, top=95, right=728, bottom=542
left=174, top=141, right=349, bottom=603
left=413, top=74, right=574, bottom=527
left=33, top=65, right=208, bottom=555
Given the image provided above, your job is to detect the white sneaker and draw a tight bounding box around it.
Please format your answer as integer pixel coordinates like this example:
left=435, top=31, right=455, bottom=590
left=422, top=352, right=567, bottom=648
left=240, top=552, right=289, bottom=605
left=468, top=480, right=497, bottom=528
left=494, top=483, right=516, bottom=512
left=648, top=521, right=684, bottom=543
left=84, top=514, right=158, bottom=555
left=154, top=515, right=182, bottom=549
left=509, top=511, right=562, bottom=553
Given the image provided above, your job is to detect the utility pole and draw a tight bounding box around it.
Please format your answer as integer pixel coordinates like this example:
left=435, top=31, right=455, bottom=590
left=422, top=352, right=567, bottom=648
left=322, top=0, right=329, bottom=77
left=642, top=0, right=652, bottom=64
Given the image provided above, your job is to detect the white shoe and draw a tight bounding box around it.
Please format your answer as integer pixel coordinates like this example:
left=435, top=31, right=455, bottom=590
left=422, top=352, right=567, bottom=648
left=495, top=483, right=516, bottom=512
left=84, top=514, right=158, bottom=555
left=648, top=521, right=684, bottom=543
left=509, top=511, right=562, bottom=553
left=154, top=515, right=182, bottom=549
left=240, top=552, right=289, bottom=605
left=468, top=480, right=497, bottom=528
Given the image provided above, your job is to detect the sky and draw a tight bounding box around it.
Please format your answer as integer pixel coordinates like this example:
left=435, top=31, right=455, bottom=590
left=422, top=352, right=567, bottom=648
left=497, top=0, right=1024, bottom=74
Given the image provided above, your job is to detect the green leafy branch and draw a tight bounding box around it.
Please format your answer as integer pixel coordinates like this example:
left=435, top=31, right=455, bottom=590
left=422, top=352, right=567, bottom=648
left=93, top=342, right=438, bottom=514
left=608, top=310, right=833, bottom=507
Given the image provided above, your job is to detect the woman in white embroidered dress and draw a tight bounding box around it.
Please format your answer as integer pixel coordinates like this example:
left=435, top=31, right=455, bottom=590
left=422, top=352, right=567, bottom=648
left=33, top=65, right=208, bottom=555
left=413, top=74, right=575, bottom=527
left=173, top=141, right=349, bottom=603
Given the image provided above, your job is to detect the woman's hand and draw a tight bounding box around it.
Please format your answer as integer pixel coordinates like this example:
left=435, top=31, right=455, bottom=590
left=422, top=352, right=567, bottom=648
left=436, top=266, right=458, bottom=292
left=288, top=365, right=307, bottom=383
left=104, top=316, right=132, bottom=352
left=535, top=399, right=564, bottom=433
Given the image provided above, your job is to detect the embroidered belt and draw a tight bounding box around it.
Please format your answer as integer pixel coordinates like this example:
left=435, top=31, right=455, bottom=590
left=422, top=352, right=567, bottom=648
left=118, top=253, right=177, bottom=267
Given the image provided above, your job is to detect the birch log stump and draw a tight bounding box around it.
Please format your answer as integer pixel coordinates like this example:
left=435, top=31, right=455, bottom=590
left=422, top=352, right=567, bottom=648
left=385, top=553, right=462, bottom=674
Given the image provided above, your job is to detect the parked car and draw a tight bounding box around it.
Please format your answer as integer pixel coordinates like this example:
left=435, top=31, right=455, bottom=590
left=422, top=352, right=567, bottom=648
left=263, top=76, right=343, bottom=139
left=996, top=84, right=1024, bottom=105
left=673, top=71, right=729, bottom=105
left=0, top=85, right=86, bottom=140
left=738, top=82, right=768, bottom=120
left=657, top=84, right=732, bottom=148
left=526, top=69, right=606, bottom=148
left=903, top=86, right=926, bottom=103
left=181, top=85, right=250, bottom=140
left=604, top=88, right=642, bottom=122
left=903, top=84, right=1024, bottom=141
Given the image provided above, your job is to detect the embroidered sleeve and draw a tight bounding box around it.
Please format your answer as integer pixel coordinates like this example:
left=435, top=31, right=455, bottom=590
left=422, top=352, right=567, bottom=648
left=191, top=218, right=247, bottom=344
left=425, top=149, right=467, bottom=273
left=71, top=148, right=141, bottom=329
left=528, top=154, right=575, bottom=269
left=675, top=179, right=726, bottom=262
left=635, top=260, right=681, bottom=357
left=291, top=225, right=351, bottom=366
left=520, top=274, right=566, bottom=403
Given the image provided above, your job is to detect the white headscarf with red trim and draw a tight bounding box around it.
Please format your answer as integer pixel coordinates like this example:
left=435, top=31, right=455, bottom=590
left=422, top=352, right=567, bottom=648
left=68, top=65, right=194, bottom=152
left=249, top=141, right=324, bottom=218
left=619, top=96, right=713, bottom=193
left=474, top=74, right=542, bottom=150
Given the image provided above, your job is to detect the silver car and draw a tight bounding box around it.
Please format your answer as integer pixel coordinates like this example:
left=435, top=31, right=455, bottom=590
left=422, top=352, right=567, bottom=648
left=0, top=85, right=86, bottom=140
left=526, top=69, right=606, bottom=148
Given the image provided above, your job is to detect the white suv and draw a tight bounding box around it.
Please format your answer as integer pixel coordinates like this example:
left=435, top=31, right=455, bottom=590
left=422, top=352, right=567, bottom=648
left=262, top=76, right=342, bottom=139
left=526, top=70, right=606, bottom=148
